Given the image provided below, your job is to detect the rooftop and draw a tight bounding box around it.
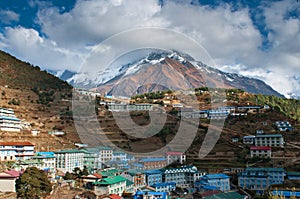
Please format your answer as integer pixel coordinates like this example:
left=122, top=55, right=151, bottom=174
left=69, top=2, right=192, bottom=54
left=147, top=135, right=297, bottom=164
left=250, top=146, right=271, bottom=150
left=202, top=174, right=230, bottom=179
left=0, top=141, right=34, bottom=146
left=255, top=134, right=283, bottom=138
left=93, top=175, right=126, bottom=185
left=245, top=167, right=285, bottom=172
left=140, top=157, right=166, bottom=162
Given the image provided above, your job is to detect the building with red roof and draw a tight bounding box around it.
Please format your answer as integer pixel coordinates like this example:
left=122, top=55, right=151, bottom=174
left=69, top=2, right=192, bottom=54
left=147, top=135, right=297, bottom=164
left=0, top=141, right=35, bottom=161
left=250, top=146, right=271, bottom=158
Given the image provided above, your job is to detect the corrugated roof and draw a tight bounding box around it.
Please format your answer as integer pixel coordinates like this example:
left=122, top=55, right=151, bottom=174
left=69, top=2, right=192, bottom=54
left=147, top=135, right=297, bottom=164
left=0, top=141, right=34, bottom=146
left=203, top=191, right=245, bottom=199
left=256, top=134, right=283, bottom=138
left=250, top=146, right=271, bottom=150
left=0, top=116, right=20, bottom=121
left=140, top=157, right=166, bottom=162
left=202, top=174, right=230, bottom=179
left=93, top=175, right=126, bottom=185
left=245, top=167, right=285, bottom=172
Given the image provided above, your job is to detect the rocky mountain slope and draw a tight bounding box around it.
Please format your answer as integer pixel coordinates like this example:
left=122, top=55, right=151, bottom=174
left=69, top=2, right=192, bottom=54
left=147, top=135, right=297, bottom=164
left=55, top=50, right=284, bottom=98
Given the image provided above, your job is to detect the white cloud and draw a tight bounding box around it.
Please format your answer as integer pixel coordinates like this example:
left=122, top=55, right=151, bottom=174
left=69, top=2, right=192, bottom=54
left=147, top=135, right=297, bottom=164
left=0, top=26, right=85, bottom=71
left=0, top=10, right=19, bottom=24
left=0, top=0, right=300, bottom=97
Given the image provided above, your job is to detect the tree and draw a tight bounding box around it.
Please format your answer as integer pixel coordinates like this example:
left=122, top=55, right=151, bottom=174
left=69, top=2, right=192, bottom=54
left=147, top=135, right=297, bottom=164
left=16, top=167, right=52, bottom=199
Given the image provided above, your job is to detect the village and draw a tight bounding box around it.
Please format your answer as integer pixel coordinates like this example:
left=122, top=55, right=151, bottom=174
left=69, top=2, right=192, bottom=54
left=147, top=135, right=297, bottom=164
left=1, top=91, right=300, bottom=199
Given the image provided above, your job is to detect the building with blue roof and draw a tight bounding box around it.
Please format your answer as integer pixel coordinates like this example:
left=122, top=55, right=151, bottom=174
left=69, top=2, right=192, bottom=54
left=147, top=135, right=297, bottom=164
left=133, top=190, right=167, bottom=199
left=151, top=182, right=176, bottom=192
left=238, top=167, right=286, bottom=193
left=275, top=121, right=293, bottom=132
left=255, top=134, right=284, bottom=147
left=196, top=174, right=230, bottom=192
left=145, top=170, right=163, bottom=186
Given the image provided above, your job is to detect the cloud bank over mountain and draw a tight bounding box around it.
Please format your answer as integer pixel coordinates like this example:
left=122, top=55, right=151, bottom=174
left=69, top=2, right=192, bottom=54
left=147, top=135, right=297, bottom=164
left=0, top=0, right=299, bottom=98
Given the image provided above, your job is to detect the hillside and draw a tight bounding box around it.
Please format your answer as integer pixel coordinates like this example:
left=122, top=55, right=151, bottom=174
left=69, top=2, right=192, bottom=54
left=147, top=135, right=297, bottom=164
left=88, top=89, right=300, bottom=171
left=0, top=50, right=79, bottom=151
left=0, top=50, right=71, bottom=90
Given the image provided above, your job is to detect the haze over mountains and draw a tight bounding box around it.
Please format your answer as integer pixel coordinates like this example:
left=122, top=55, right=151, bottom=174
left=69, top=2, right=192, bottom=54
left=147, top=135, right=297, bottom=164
left=50, top=50, right=284, bottom=98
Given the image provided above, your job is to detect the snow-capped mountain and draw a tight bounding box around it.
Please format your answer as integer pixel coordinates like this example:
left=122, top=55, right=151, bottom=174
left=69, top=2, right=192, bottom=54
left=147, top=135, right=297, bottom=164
left=50, top=50, right=284, bottom=98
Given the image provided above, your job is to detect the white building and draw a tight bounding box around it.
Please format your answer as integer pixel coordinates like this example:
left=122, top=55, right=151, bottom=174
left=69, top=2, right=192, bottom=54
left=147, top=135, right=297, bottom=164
left=0, top=108, right=21, bottom=132
left=112, top=151, right=127, bottom=162
left=0, top=142, right=35, bottom=161
left=250, top=146, right=271, bottom=158
left=93, top=175, right=127, bottom=196
left=97, top=146, right=113, bottom=166
left=55, top=149, right=84, bottom=173
left=255, top=134, right=284, bottom=147
left=108, top=104, right=153, bottom=112
left=33, top=152, right=56, bottom=172
left=0, top=116, right=21, bottom=132
left=165, top=152, right=186, bottom=165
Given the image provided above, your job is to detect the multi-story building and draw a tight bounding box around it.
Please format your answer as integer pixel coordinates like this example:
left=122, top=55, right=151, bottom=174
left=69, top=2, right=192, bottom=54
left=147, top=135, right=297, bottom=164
left=32, top=152, right=56, bottom=172
left=162, top=166, right=205, bottom=188
left=54, top=149, right=85, bottom=173
left=108, top=104, right=153, bottom=112
left=243, top=135, right=256, bottom=145
left=0, top=116, right=21, bottom=132
left=151, top=182, right=176, bottom=192
left=97, top=146, right=113, bottom=166
left=255, top=134, right=284, bottom=147
left=250, top=146, right=271, bottom=158
left=0, top=108, right=21, bottom=132
left=275, top=121, right=292, bottom=132
left=145, top=170, right=163, bottom=186
left=93, top=175, right=127, bottom=196
left=207, top=109, right=230, bottom=120
left=139, top=157, right=167, bottom=170
left=196, top=174, right=230, bottom=192
left=0, top=108, right=15, bottom=117
left=238, top=167, right=286, bottom=193
left=80, top=149, right=98, bottom=173
left=165, top=152, right=186, bottom=165
left=122, top=170, right=146, bottom=188
left=112, top=151, right=127, bottom=162
left=0, top=142, right=34, bottom=161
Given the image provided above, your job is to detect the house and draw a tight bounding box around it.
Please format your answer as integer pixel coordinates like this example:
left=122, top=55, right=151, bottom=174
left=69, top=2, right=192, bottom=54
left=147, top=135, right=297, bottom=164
left=93, top=175, right=127, bottom=196
left=162, top=166, right=205, bottom=188
left=165, top=152, right=186, bottom=165
left=250, top=146, right=271, bottom=158
left=139, top=157, right=167, bottom=170
left=145, top=170, right=163, bottom=186
left=207, top=110, right=230, bottom=120
left=269, top=188, right=300, bottom=198
left=255, top=134, right=284, bottom=147
left=108, top=104, right=153, bottom=112
left=133, top=189, right=167, bottom=199
left=0, top=116, right=21, bottom=132
left=256, top=130, right=264, bottom=135
left=32, top=152, right=56, bottom=172
left=238, top=167, right=286, bottom=193
left=97, top=146, right=113, bottom=167
left=122, top=170, right=146, bottom=188
left=0, top=141, right=35, bottom=161
left=286, top=171, right=300, bottom=180
left=80, top=149, right=98, bottom=173
left=243, top=135, right=256, bottom=145
left=151, top=182, right=176, bottom=192
left=231, top=136, right=239, bottom=143
left=125, top=179, right=134, bottom=193
left=112, top=151, right=127, bottom=162
left=0, top=108, right=15, bottom=117
left=0, top=170, right=21, bottom=192
left=275, top=121, right=293, bottom=132
left=196, top=174, right=230, bottom=192
left=55, top=149, right=85, bottom=173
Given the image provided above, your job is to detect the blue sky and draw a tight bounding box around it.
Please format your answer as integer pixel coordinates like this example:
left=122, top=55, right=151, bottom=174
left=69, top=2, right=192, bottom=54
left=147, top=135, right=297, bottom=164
left=0, top=0, right=299, bottom=97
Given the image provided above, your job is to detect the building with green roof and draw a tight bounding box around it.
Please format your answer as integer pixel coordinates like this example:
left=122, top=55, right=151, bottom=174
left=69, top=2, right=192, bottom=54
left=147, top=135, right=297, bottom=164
left=93, top=175, right=127, bottom=196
